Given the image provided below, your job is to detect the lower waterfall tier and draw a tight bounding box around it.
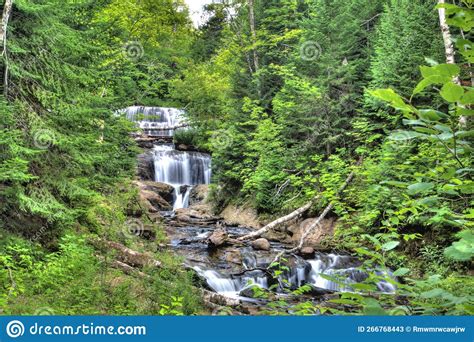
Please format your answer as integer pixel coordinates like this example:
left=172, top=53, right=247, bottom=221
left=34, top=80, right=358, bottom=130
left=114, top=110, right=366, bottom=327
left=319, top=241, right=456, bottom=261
left=153, top=145, right=211, bottom=209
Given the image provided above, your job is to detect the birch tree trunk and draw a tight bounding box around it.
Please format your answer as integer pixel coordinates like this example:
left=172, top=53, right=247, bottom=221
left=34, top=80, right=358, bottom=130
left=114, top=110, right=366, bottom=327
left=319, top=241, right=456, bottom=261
left=0, top=0, right=13, bottom=50
left=437, top=0, right=456, bottom=66
left=1, top=0, right=13, bottom=97
left=248, top=0, right=259, bottom=73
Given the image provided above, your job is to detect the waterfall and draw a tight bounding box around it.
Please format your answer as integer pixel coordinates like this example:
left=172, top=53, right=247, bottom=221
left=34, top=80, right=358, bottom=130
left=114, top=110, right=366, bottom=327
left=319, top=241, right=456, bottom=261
left=153, top=145, right=211, bottom=210
left=123, top=106, right=211, bottom=210
left=122, top=106, right=184, bottom=136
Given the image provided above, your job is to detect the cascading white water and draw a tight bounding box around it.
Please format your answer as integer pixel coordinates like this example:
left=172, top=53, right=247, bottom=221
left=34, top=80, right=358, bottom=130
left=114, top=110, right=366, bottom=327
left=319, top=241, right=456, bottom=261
left=122, top=106, right=184, bottom=136
left=194, top=254, right=396, bottom=298
left=153, top=145, right=211, bottom=209
left=193, top=267, right=267, bottom=299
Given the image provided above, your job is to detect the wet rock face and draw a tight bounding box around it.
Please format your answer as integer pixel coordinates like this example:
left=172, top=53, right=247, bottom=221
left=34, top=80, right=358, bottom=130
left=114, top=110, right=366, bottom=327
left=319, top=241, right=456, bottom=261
left=287, top=217, right=336, bottom=247
left=300, top=247, right=315, bottom=259
left=140, top=189, right=173, bottom=211
left=225, top=248, right=242, bottom=265
left=221, top=204, right=262, bottom=229
left=137, top=152, right=155, bottom=181
left=174, top=205, right=221, bottom=226
left=189, top=185, right=210, bottom=207
left=135, top=180, right=175, bottom=204
left=176, top=144, right=200, bottom=152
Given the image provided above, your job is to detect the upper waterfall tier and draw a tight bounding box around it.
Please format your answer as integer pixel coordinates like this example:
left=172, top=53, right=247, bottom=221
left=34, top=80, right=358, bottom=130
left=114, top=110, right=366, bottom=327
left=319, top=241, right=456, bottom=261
left=122, top=106, right=185, bottom=136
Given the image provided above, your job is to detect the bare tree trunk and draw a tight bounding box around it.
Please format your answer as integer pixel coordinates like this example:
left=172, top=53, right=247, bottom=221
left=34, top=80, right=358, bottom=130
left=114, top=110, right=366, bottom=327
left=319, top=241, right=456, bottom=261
left=438, top=0, right=466, bottom=125
left=248, top=0, right=259, bottom=73
left=460, top=29, right=473, bottom=86
left=0, top=0, right=13, bottom=49
left=1, top=0, right=13, bottom=97
left=437, top=0, right=456, bottom=66
left=238, top=199, right=317, bottom=241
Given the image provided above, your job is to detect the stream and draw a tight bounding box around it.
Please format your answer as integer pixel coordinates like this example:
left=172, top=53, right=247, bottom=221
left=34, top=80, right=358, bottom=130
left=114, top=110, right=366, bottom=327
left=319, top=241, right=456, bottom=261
left=124, top=106, right=396, bottom=311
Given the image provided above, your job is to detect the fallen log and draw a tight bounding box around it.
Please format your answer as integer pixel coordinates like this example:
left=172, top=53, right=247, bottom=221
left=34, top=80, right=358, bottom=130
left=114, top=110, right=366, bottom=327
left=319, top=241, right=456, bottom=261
left=201, top=289, right=241, bottom=308
left=238, top=199, right=317, bottom=241
left=96, top=255, right=151, bottom=278
left=91, top=239, right=162, bottom=268
left=110, top=260, right=151, bottom=278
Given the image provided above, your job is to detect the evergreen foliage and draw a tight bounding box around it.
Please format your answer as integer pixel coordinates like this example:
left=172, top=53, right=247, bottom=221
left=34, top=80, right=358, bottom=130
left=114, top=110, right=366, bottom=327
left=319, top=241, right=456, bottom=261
left=0, top=0, right=472, bottom=316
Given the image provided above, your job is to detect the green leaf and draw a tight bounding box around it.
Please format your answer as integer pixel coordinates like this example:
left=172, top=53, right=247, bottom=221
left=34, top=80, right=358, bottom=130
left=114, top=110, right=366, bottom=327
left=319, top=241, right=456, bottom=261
left=457, top=108, right=474, bottom=117
left=407, top=182, right=435, bottom=195
left=370, top=89, right=414, bottom=112
left=402, top=119, right=426, bottom=126
left=381, top=241, right=400, bottom=251
left=363, top=298, right=387, bottom=315
left=392, top=268, right=410, bottom=277
left=413, top=75, right=450, bottom=95
left=444, top=230, right=474, bottom=261
left=381, top=180, right=407, bottom=188
left=421, top=288, right=446, bottom=299
left=460, top=90, right=474, bottom=105
left=432, top=64, right=460, bottom=77
left=418, top=109, right=447, bottom=121
left=458, top=183, right=474, bottom=194
left=389, top=131, right=426, bottom=141
left=455, top=130, right=474, bottom=139
left=440, top=82, right=464, bottom=103
left=351, top=283, right=377, bottom=291
left=414, top=127, right=439, bottom=134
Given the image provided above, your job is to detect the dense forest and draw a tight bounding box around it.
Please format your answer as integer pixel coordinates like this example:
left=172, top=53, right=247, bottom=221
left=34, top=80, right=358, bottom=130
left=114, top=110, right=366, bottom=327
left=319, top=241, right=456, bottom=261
left=0, top=0, right=472, bottom=316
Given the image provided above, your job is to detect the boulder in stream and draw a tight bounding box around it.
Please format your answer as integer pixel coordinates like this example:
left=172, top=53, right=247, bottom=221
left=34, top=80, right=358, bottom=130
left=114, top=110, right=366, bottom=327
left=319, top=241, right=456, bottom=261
left=300, top=247, right=315, bottom=258
left=208, top=229, right=228, bottom=249
left=189, top=185, right=210, bottom=206
left=251, top=238, right=271, bottom=251
left=225, top=248, right=242, bottom=265
left=306, top=284, right=335, bottom=296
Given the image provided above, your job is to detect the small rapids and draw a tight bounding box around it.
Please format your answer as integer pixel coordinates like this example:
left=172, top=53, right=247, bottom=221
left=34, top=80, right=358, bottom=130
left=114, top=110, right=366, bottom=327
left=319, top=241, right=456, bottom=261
left=192, top=251, right=396, bottom=299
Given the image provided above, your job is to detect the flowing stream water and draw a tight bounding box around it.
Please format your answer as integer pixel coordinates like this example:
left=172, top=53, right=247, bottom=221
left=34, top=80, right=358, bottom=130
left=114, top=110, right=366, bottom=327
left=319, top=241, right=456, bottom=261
left=125, top=106, right=396, bottom=307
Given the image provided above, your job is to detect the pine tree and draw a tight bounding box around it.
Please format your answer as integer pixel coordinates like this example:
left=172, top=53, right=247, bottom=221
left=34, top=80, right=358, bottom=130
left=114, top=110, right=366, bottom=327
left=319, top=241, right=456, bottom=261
left=365, top=0, right=444, bottom=122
